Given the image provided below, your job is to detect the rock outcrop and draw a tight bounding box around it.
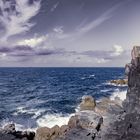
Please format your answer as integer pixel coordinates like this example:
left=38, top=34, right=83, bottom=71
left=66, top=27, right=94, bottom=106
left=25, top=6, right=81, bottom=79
left=35, top=125, right=70, bottom=140
left=96, top=46, right=140, bottom=140
left=80, top=95, right=96, bottom=111
left=0, top=124, right=35, bottom=140
left=109, top=79, right=128, bottom=86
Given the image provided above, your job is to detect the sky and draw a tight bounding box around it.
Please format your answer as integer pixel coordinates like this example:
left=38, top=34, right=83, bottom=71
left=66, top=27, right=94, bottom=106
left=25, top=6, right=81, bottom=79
left=0, top=0, right=140, bottom=67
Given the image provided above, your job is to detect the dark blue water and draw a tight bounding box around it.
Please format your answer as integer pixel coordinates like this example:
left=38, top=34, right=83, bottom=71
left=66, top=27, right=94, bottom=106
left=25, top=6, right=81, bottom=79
left=0, top=68, right=127, bottom=130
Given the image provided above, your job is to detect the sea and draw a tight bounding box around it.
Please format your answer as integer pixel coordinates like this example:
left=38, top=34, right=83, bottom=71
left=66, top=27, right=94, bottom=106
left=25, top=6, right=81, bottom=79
left=0, top=67, right=127, bottom=131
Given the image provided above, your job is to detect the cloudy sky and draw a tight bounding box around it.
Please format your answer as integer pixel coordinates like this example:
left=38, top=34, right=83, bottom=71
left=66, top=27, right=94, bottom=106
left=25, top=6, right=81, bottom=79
left=0, top=0, right=140, bottom=67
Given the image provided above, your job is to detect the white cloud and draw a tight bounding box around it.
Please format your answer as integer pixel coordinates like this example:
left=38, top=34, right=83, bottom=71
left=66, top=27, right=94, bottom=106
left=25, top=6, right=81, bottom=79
left=17, top=34, right=55, bottom=52
left=51, top=2, right=59, bottom=12
left=0, top=0, right=41, bottom=41
left=96, top=58, right=110, bottom=64
left=78, top=2, right=122, bottom=34
left=53, top=26, right=64, bottom=34
left=18, top=35, right=48, bottom=48
left=53, top=2, right=123, bottom=41
left=111, top=45, right=124, bottom=56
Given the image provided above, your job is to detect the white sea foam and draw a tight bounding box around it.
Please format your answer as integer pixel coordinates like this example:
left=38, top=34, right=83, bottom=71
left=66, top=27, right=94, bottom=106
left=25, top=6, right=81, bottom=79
left=13, top=107, right=45, bottom=119
left=110, top=89, right=127, bottom=101
left=81, top=74, right=95, bottom=80
left=100, top=89, right=111, bottom=92
left=36, top=113, right=74, bottom=128
left=89, top=74, right=95, bottom=78
left=15, top=123, right=37, bottom=132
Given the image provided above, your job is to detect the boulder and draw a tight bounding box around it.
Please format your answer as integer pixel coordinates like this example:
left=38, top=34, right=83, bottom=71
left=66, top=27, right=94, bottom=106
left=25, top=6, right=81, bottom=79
left=35, top=127, right=51, bottom=140
left=35, top=125, right=62, bottom=140
left=76, top=110, right=103, bottom=130
left=80, top=95, right=96, bottom=111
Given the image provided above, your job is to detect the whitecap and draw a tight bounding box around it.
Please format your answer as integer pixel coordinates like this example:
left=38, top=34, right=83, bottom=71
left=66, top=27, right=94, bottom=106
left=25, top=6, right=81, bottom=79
left=13, top=107, right=45, bottom=119
left=89, top=74, right=95, bottom=78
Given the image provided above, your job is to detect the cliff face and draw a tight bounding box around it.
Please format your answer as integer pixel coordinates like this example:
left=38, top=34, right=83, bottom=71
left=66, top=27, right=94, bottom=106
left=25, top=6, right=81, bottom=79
left=101, top=49, right=140, bottom=140
left=125, top=63, right=140, bottom=114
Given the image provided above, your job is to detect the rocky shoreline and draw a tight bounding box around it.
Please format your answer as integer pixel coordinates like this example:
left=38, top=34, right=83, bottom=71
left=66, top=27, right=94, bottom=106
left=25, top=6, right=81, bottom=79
left=0, top=95, right=125, bottom=140
left=1, top=46, right=140, bottom=140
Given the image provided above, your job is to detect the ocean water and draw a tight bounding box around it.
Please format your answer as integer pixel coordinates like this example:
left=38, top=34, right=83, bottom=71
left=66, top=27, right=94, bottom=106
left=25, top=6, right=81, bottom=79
left=0, top=67, right=127, bottom=131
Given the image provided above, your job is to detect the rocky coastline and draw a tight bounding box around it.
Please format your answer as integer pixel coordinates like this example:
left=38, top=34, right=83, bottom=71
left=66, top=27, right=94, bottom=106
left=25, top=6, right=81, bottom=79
left=0, top=94, right=124, bottom=140
left=1, top=46, right=140, bottom=140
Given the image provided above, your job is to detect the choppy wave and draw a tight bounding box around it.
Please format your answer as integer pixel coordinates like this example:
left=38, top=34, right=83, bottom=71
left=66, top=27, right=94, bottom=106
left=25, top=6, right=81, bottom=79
left=36, top=113, right=74, bottom=128
left=13, top=107, right=46, bottom=119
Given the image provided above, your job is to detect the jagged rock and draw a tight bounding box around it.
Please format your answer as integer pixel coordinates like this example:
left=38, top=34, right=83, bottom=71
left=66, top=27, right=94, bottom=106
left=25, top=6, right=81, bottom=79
left=58, top=128, right=97, bottom=140
left=0, top=124, right=35, bottom=140
left=95, top=97, right=123, bottom=116
left=35, top=127, right=51, bottom=140
left=76, top=110, right=103, bottom=130
left=68, top=115, right=78, bottom=129
left=3, top=123, right=16, bottom=134
left=50, top=125, right=60, bottom=140
left=68, top=110, right=103, bottom=130
left=35, top=125, right=64, bottom=140
left=60, top=125, right=69, bottom=136
left=80, top=95, right=96, bottom=111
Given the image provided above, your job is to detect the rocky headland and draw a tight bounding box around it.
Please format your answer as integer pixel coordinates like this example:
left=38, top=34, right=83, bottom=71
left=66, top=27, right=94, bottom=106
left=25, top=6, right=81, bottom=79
left=1, top=46, right=140, bottom=140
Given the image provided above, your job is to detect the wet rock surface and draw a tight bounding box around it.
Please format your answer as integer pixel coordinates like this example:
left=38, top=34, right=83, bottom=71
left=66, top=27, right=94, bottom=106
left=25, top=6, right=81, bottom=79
left=0, top=124, right=35, bottom=140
